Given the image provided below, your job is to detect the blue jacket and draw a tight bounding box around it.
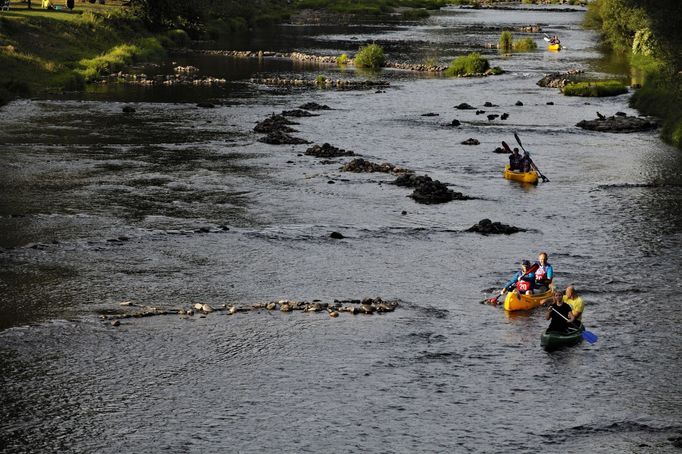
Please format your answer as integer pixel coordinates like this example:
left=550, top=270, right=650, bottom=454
left=504, top=270, right=535, bottom=291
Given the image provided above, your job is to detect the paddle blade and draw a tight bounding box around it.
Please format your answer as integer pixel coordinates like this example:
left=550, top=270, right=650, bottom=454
left=582, top=330, right=598, bottom=344
left=501, top=141, right=512, bottom=153
left=514, top=132, right=524, bottom=149
left=543, top=36, right=550, bottom=42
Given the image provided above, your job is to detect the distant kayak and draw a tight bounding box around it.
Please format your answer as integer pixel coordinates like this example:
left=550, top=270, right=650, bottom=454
left=541, top=323, right=585, bottom=351
left=503, top=164, right=539, bottom=184
left=503, top=289, right=553, bottom=311
left=547, top=43, right=561, bottom=51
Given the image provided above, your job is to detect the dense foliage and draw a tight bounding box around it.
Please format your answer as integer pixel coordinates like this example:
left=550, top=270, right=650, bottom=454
left=444, top=53, right=490, bottom=77
left=586, top=0, right=682, bottom=148
left=354, top=44, right=386, bottom=69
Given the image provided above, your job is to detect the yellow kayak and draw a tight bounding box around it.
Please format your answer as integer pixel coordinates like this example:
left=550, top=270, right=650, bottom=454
left=504, top=289, right=553, bottom=311
left=503, top=165, right=539, bottom=184
left=548, top=43, right=561, bottom=51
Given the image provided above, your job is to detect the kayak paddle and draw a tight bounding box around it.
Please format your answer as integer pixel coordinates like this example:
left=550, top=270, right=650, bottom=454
left=551, top=307, right=598, bottom=344
left=514, top=132, right=549, bottom=182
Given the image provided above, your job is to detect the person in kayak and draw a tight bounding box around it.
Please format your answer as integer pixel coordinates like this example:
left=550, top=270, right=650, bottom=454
left=520, top=150, right=533, bottom=173
left=533, top=252, right=553, bottom=293
left=564, top=285, right=584, bottom=324
left=509, top=147, right=523, bottom=171
left=545, top=290, right=572, bottom=332
left=500, top=260, right=536, bottom=296
left=550, top=35, right=561, bottom=45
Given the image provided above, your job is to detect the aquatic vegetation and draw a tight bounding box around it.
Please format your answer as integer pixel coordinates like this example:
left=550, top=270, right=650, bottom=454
left=499, top=31, right=513, bottom=52
left=401, top=8, right=430, bottom=20
left=315, top=74, right=327, bottom=84
left=336, top=53, right=349, bottom=65
left=444, top=52, right=490, bottom=77
left=354, top=44, right=386, bottom=69
left=513, top=37, right=537, bottom=51
left=562, top=80, right=628, bottom=97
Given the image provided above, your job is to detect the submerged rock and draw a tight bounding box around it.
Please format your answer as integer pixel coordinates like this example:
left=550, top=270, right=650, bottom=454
left=492, top=147, right=509, bottom=154
left=258, top=130, right=311, bottom=145
left=466, top=219, right=526, bottom=235
left=341, top=158, right=410, bottom=174
left=281, top=109, right=317, bottom=117
left=455, top=103, right=475, bottom=110
left=450, top=119, right=461, bottom=127
left=298, top=102, right=331, bottom=111
left=305, top=143, right=355, bottom=158
left=330, top=231, right=344, bottom=239
left=122, top=106, right=136, bottom=113
left=461, top=138, right=480, bottom=145
left=421, top=112, right=440, bottom=117
left=576, top=115, right=657, bottom=133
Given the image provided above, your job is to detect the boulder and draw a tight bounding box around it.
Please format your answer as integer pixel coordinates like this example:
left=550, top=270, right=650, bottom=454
left=455, top=103, right=475, bottom=110
left=500, top=113, right=509, bottom=120
left=450, top=119, right=461, bottom=127
left=576, top=115, right=657, bottom=133
left=515, top=100, right=524, bottom=106
left=330, top=231, right=344, bottom=239
left=421, top=112, right=440, bottom=117
left=461, top=138, right=480, bottom=145
left=122, top=106, right=136, bottom=113
left=466, top=219, right=526, bottom=235
left=399, top=174, right=471, bottom=204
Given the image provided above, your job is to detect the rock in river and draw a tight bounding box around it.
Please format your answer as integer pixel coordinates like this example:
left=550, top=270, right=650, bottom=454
left=254, top=114, right=298, bottom=133
left=455, top=103, right=476, bottom=110
left=258, top=130, right=311, bottom=145
left=461, top=138, right=480, bottom=145
left=341, top=158, right=409, bottom=174
left=298, top=102, right=331, bottom=111
left=305, top=143, right=355, bottom=158
left=576, top=114, right=657, bottom=133
left=397, top=174, right=471, bottom=204
left=466, top=219, right=526, bottom=235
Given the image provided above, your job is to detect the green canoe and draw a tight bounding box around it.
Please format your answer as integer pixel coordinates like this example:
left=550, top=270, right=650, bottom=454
left=541, top=323, right=584, bottom=351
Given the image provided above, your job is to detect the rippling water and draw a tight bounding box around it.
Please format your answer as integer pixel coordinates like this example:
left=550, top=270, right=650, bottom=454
left=1, top=5, right=681, bottom=453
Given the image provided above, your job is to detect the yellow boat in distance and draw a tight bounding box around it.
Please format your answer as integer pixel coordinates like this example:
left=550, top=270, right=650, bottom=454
left=548, top=43, right=561, bottom=51
left=503, top=164, right=539, bottom=184
left=504, top=289, right=554, bottom=311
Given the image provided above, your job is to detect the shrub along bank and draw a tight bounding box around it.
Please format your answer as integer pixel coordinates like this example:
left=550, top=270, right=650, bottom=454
left=585, top=0, right=682, bottom=148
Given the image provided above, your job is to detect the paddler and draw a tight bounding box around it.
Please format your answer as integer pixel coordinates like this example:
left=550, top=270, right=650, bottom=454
left=500, top=260, right=535, bottom=296
left=533, top=252, right=554, bottom=293
left=545, top=289, right=572, bottom=332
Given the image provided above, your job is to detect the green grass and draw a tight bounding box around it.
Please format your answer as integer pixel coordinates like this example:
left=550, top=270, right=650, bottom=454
left=354, top=43, right=385, bottom=69
left=444, top=52, right=490, bottom=77
left=336, top=53, right=349, bottom=65
left=499, top=31, right=513, bottom=52
left=513, top=37, right=537, bottom=51
left=401, top=8, right=429, bottom=20
left=77, top=38, right=165, bottom=81
left=562, top=80, right=628, bottom=97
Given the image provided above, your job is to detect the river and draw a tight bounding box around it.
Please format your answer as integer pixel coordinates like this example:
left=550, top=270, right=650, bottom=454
left=1, top=5, right=681, bottom=453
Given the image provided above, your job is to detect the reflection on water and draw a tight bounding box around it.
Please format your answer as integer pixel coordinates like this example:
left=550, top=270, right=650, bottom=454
left=1, top=5, right=681, bottom=453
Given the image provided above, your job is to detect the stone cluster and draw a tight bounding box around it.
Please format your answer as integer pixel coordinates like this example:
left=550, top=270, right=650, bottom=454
left=536, top=69, right=584, bottom=88
left=466, top=218, right=526, bottom=235
left=102, top=297, right=399, bottom=325
left=341, top=158, right=410, bottom=174
left=305, top=143, right=355, bottom=158
left=576, top=113, right=657, bottom=132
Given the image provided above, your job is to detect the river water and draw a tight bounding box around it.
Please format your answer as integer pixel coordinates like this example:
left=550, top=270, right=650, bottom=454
left=1, top=5, right=681, bottom=453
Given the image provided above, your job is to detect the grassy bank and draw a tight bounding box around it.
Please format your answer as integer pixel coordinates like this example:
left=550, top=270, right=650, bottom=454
left=0, top=2, right=164, bottom=104
left=562, top=80, right=628, bottom=97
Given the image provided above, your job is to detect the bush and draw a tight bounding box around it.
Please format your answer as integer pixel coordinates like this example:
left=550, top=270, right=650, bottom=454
left=354, top=44, right=385, bottom=69
left=513, top=37, right=537, bottom=51
left=499, top=31, right=513, bottom=52
left=315, top=74, right=327, bottom=85
left=444, top=52, right=490, bottom=77
left=165, top=29, right=191, bottom=47
left=562, top=80, right=628, bottom=97
left=336, top=53, right=349, bottom=65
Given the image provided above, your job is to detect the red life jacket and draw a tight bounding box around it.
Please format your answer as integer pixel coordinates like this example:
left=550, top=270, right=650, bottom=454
left=517, top=280, right=531, bottom=292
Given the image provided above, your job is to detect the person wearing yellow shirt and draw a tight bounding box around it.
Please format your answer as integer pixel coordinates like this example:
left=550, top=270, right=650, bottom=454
left=563, top=285, right=584, bottom=323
